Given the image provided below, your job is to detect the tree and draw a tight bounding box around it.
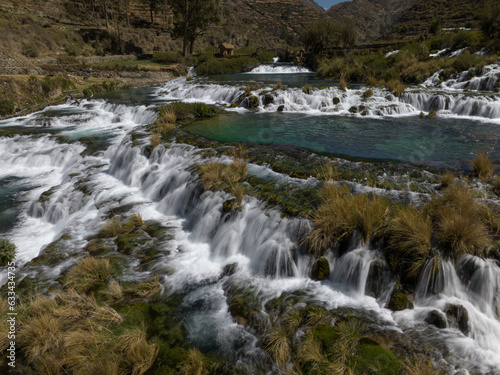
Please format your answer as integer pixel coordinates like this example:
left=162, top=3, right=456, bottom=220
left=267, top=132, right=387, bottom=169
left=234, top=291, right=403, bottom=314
left=170, top=0, right=221, bottom=56
left=481, top=0, right=500, bottom=39
left=301, top=18, right=343, bottom=56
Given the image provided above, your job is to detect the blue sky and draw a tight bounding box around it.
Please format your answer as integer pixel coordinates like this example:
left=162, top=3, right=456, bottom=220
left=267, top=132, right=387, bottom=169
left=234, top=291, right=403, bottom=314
left=314, top=0, right=349, bottom=10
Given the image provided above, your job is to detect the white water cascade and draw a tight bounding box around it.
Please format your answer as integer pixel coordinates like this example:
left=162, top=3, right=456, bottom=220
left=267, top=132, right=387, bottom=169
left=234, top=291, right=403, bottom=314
left=246, top=64, right=313, bottom=74
left=159, top=66, right=500, bottom=122
left=1, top=84, right=500, bottom=372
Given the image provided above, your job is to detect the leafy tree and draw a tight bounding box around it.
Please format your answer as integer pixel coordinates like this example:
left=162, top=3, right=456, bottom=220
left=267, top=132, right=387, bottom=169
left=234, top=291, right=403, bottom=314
left=481, top=0, right=500, bottom=39
left=301, top=18, right=343, bottom=56
left=170, top=0, right=221, bottom=56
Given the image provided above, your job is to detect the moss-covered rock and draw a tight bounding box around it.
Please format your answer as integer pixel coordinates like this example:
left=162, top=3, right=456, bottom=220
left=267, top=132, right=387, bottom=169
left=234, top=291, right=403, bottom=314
left=332, top=97, right=341, bottom=105
left=243, top=95, right=259, bottom=109
left=445, top=304, right=470, bottom=335
left=263, top=94, right=274, bottom=106
left=312, top=257, right=330, bottom=280
left=353, top=343, right=401, bottom=375
left=424, top=310, right=447, bottom=329
left=387, top=290, right=413, bottom=311
left=277, top=105, right=285, bottom=112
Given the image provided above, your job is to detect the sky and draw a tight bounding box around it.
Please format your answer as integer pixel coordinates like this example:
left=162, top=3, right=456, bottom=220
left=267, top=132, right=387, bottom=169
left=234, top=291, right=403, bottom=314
left=314, top=0, right=349, bottom=10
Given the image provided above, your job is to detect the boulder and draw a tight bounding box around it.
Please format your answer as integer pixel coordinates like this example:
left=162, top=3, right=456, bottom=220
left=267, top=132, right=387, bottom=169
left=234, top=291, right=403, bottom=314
left=445, top=304, right=470, bottom=335
left=387, top=290, right=413, bottom=311
left=263, top=94, right=274, bottom=106
left=332, top=97, right=340, bottom=105
left=312, top=257, right=330, bottom=280
left=277, top=105, right=285, bottom=112
left=425, top=310, right=447, bottom=329
left=243, top=95, right=259, bottom=109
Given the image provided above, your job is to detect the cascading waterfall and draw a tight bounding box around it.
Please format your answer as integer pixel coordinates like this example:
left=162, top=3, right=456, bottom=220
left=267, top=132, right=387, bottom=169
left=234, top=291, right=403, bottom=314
left=245, top=63, right=313, bottom=74
left=158, top=64, right=500, bottom=122
left=2, top=70, right=500, bottom=372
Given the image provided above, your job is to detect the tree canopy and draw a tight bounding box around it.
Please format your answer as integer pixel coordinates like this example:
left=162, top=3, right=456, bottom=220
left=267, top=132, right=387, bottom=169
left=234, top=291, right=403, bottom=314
left=170, top=0, right=221, bottom=56
left=301, top=18, right=357, bottom=56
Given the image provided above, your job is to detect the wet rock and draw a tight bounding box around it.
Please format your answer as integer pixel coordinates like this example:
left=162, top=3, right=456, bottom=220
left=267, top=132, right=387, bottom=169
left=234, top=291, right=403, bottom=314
left=243, top=95, right=259, bottom=109
left=425, top=310, right=447, bottom=329
left=222, top=263, right=238, bottom=277
left=277, top=105, right=285, bottom=112
left=312, top=257, right=330, bottom=280
left=445, top=304, right=470, bottom=335
left=387, top=290, right=413, bottom=311
left=332, top=97, right=340, bottom=105
left=263, top=94, right=274, bottom=106
left=222, top=198, right=242, bottom=213
left=365, top=260, right=391, bottom=299
left=457, top=256, right=480, bottom=286
left=349, top=106, right=358, bottom=114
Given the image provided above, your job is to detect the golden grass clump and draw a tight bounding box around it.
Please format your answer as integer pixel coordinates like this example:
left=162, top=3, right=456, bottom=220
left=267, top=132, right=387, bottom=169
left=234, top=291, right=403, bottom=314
left=363, top=88, right=373, bottom=98
left=100, top=216, right=123, bottom=237
left=125, top=275, right=162, bottom=299
left=18, top=287, right=158, bottom=375
left=440, top=171, right=455, bottom=188
left=273, top=82, right=282, bottom=91
left=199, top=161, right=225, bottom=190
left=117, top=328, right=159, bottom=375
left=471, top=151, right=494, bottom=181
left=18, top=313, right=64, bottom=363
left=159, top=105, right=177, bottom=123
left=436, top=206, right=490, bottom=259
left=303, top=84, right=313, bottom=94
left=386, top=206, right=432, bottom=277
left=315, top=161, right=339, bottom=182
left=150, top=133, right=161, bottom=149
left=339, top=73, right=347, bottom=92
left=428, top=186, right=494, bottom=259
left=386, top=80, right=405, bottom=98
left=178, top=348, right=208, bottom=375
left=402, top=354, right=446, bottom=375
left=63, top=257, right=113, bottom=293
left=263, top=327, right=291, bottom=366
left=103, top=279, right=123, bottom=300
left=307, top=184, right=390, bottom=255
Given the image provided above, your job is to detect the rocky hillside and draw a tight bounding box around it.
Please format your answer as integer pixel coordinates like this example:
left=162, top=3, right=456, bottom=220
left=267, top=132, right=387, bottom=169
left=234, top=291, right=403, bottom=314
left=326, top=0, right=415, bottom=42
left=382, top=0, right=481, bottom=41
left=0, top=0, right=324, bottom=63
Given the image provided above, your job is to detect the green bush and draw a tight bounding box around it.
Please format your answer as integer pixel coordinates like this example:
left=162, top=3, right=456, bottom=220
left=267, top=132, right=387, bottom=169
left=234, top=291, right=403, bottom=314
left=164, top=102, right=219, bottom=119
left=152, top=51, right=185, bottom=64
left=22, top=43, right=39, bottom=58
left=41, top=76, right=73, bottom=95
left=0, top=238, right=16, bottom=265
left=196, top=56, right=260, bottom=75
left=64, top=44, right=80, bottom=57
left=257, top=52, right=273, bottom=64
left=452, top=51, right=483, bottom=73
left=0, top=98, right=15, bottom=116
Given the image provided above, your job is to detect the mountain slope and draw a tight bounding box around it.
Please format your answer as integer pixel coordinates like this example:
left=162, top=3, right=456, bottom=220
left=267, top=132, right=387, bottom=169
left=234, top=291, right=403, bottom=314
left=326, top=0, right=415, bottom=42
left=382, top=0, right=481, bottom=41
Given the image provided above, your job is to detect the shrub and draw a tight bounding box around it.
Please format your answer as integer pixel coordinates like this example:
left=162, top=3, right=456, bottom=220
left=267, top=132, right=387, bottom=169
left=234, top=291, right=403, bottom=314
left=152, top=51, right=184, bottom=64
left=199, top=162, right=225, bottom=190
left=0, top=98, right=15, bottom=117
left=0, top=238, right=16, bottom=266
left=41, top=76, right=73, bottom=95
left=257, top=51, right=273, bottom=64
left=163, top=102, right=219, bottom=119
left=471, top=151, right=494, bottom=181
left=303, top=84, right=313, bottom=94
left=386, top=80, right=405, bottom=98
left=339, top=73, right=347, bottom=91
left=363, top=88, right=373, bottom=98
left=22, top=43, right=39, bottom=57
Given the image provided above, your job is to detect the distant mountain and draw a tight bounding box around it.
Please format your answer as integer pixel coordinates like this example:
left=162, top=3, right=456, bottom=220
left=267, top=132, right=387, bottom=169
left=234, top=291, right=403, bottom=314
left=326, top=0, right=415, bottom=42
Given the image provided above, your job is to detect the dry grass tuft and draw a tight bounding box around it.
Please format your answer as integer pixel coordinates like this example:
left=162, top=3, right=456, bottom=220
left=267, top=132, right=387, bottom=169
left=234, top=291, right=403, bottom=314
left=178, top=348, right=208, bottom=375
left=315, top=162, right=339, bottom=182
left=387, top=80, right=405, bottom=98
left=63, top=257, right=113, bottom=293
left=18, top=313, right=63, bottom=363
left=103, top=279, right=123, bottom=300
left=125, top=275, right=162, bottom=299
left=471, top=151, right=494, bottom=181
left=339, top=73, right=347, bottom=92
left=117, top=328, right=159, bottom=375
left=440, top=171, right=455, bottom=188
left=263, top=327, right=291, bottom=366
left=307, top=184, right=389, bottom=255
left=150, top=133, right=161, bottom=149
left=158, top=105, right=177, bottom=124
left=100, top=216, right=123, bottom=237
left=363, top=88, right=373, bottom=98
left=387, top=206, right=432, bottom=277
left=199, top=162, right=225, bottom=191
left=402, top=354, right=446, bottom=375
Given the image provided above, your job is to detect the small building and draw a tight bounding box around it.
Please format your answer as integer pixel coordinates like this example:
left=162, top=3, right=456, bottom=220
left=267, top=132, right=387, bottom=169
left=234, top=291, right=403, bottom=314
left=219, top=43, right=235, bottom=57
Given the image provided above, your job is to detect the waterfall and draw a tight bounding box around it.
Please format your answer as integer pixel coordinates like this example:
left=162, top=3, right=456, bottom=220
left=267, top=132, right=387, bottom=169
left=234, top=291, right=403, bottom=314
left=246, top=64, right=313, bottom=74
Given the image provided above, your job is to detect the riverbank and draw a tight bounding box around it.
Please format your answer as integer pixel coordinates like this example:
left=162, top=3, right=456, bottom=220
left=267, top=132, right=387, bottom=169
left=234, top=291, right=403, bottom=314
left=0, top=57, right=187, bottom=119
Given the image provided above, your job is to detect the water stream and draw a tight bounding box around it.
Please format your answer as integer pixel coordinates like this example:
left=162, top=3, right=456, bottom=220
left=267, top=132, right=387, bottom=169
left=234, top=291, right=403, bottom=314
left=1, top=64, right=500, bottom=373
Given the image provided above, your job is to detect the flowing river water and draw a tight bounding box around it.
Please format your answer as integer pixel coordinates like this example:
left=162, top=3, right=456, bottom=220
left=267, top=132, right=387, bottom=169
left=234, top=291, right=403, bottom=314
left=1, top=63, right=500, bottom=374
